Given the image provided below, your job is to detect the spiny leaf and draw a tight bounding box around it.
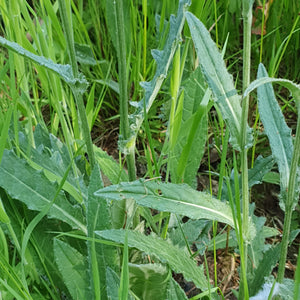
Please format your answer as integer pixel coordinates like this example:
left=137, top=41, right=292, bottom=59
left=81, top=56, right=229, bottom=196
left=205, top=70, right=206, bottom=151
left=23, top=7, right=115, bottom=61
left=185, top=11, right=253, bottom=151
left=54, top=239, right=89, bottom=299
left=95, top=179, right=235, bottom=228
left=96, top=229, right=212, bottom=293
left=256, top=64, right=293, bottom=191
left=0, top=150, right=86, bottom=233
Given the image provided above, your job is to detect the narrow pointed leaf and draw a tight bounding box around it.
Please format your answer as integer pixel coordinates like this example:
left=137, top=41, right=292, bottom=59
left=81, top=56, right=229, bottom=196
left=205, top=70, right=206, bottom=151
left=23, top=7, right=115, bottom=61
left=96, top=229, right=211, bottom=293
left=185, top=11, right=252, bottom=150
left=0, top=36, right=88, bottom=93
left=243, top=75, right=300, bottom=111
left=256, top=64, right=293, bottom=190
left=95, top=180, right=235, bottom=227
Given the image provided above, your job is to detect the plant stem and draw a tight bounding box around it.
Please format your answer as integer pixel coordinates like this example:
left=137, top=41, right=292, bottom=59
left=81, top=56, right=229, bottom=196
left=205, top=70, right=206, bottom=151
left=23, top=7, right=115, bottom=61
left=240, top=1, right=254, bottom=298
left=58, top=0, right=96, bottom=169
left=277, top=114, right=300, bottom=282
left=115, top=0, right=136, bottom=181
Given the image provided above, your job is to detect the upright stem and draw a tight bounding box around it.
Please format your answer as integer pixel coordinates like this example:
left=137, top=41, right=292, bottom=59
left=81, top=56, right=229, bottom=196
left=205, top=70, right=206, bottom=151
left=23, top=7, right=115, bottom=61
left=240, top=1, right=253, bottom=298
left=58, top=0, right=95, bottom=169
left=277, top=115, right=300, bottom=282
left=115, top=0, right=136, bottom=181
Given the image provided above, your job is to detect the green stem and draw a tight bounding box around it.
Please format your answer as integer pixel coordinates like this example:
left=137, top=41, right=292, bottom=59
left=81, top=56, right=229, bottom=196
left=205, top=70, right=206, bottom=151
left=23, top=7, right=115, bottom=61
left=115, top=0, right=136, bottom=181
left=240, top=1, right=253, bottom=298
left=58, top=0, right=95, bottom=169
left=277, top=115, right=300, bottom=282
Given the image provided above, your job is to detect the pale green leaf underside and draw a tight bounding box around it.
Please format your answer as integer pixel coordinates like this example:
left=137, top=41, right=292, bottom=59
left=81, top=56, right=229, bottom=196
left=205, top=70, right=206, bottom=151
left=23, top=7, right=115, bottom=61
left=255, top=64, right=294, bottom=189
left=0, top=150, right=86, bottom=233
left=0, top=36, right=88, bottom=93
left=244, top=75, right=300, bottom=107
left=95, top=179, right=235, bottom=227
left=96, top=229, right=210, bottom=292
left=185, top=11, right=252, bottom=150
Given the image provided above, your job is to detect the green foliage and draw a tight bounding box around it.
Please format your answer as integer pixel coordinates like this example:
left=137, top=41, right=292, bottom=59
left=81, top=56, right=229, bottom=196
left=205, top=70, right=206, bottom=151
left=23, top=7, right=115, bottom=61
left=95, top=179, right=235, bottom=227
left=0, top=0, right=299, bottom=299
left=185, top=11, right=253, bottom=151
left=53, top=239, right=89, bottom=299
left=96, top=229, right=212, bottom=293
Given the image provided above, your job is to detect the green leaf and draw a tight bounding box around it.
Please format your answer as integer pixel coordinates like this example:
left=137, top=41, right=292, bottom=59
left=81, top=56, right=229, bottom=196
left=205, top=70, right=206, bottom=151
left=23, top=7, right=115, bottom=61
left=18, top=126, right=87, bottom=204
left=105, top=0, right=131, bottom=57
left=0, top=150, right=86, bottom=233
left=170, top=67, right=209, bottom=185
left=96, top=229, right=211, bottom=293
left=95, top=179, right=235, bottom=227
left=185, top=11, right=253, bottom=151
left=248, top=244, right=281, bottom=297
left=74, top=43, right=96, bottom=65
left=105, top=267, right=135, bottom=300
left=248, top=155, right=275, bottom=187
left=86, top=164, right=117, bottom=300
left=123, top=0, right=191, bottom=153
left=243, top=72, right=300, bottom=111
left=129, top=263, right=170, bottom=299
left=166, top=277, right=188, bottom=300
left=94, top=146, right=128, bottom=184
left=54, top=239, right=89, bottom=299
left=0, top=36, right=88, bottom=94
left=256, top=64, right=293, bottom=192
left=119, top=231, right=129, bottom=300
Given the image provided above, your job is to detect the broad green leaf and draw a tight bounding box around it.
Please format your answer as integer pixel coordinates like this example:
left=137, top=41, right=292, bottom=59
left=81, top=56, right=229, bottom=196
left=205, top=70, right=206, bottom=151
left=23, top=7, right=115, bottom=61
left=169, top=219, right=210, bottom=249
left=0, top=150, right=86, bottom=233
left=185, top=11, right=253, bottom=151
left=170, top=67, right=209, bottom=185
left=0, top=36, right=88, bottom=94
left=86, top=164, right=117, bottom=300
left=248, top=155, right=275, bottom=187
left=17, top=127, right=87, bottom=204
left=74, top=43, right=96, bottom=65
left=94, top=146, right=128, bottom=184
left=166, top=277, right=188, bottom=300
left=256, top=64, right=293, bottom=192
left=129, top=263, right=170, bottom=299
left=95, top=179, right=235, bottom=228
left=122, top=0, right=191, bottom=153
left=54, top=239, right=89, bottom=299
left=248, top=244, right=281, bottom=297
left=96, top=229, right=211, bottom=293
